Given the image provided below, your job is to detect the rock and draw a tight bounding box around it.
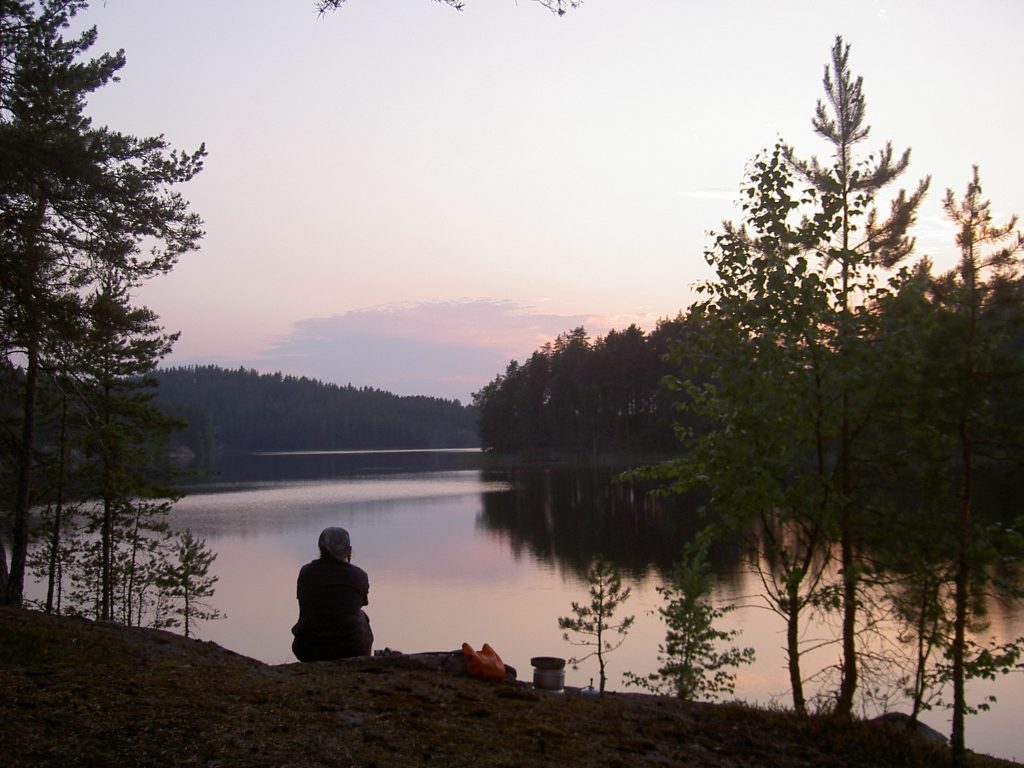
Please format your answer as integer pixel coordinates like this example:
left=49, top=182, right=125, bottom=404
left=872, top=712, right=947, bottom=744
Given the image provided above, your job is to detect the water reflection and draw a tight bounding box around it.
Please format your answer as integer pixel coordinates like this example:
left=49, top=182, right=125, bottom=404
left=29, top=451, right=1018, bottom=762
left=478, top=465, right=744, bottom=583
left=174, top=471, right=510, bottom=538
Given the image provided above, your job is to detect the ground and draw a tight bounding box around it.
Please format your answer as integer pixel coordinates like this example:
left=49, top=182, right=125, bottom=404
left=1, top=607, right=1018, bottom=768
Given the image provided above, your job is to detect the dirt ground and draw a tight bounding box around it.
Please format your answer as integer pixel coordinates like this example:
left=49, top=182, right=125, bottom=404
left=1, top=607, right=1017, bottom=768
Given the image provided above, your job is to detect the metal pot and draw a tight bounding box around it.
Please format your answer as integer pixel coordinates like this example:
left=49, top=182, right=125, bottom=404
left=532, top=667, right=565, bottom=691
left=530, top=656, right=566, bottom=691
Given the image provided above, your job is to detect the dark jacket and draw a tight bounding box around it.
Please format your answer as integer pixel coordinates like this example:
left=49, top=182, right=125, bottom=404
left=291, top=557, right=372, bottom=661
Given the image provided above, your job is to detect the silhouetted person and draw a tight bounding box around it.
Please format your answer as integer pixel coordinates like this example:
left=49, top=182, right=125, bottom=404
left=291, top=527, right=373, bottom=661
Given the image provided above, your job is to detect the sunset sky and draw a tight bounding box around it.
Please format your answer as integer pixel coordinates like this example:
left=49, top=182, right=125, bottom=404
left=76, top=0, right=1024, bottom=402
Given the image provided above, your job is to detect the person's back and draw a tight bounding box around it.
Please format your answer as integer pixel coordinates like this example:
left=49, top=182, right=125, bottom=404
left=291, top=527, right=373, bottom=661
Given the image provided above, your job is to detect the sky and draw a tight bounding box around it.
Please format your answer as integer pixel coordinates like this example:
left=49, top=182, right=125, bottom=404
left=73, top=0, right=1024, bottom=403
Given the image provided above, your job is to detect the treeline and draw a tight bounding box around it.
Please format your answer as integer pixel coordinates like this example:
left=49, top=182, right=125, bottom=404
left=155, top=366, right=479, bottom=459
left=473, top=321, right=691, bottom=455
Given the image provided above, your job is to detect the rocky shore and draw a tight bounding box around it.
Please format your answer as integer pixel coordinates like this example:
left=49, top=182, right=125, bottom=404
left=1, top=607, right=1017, bottom=768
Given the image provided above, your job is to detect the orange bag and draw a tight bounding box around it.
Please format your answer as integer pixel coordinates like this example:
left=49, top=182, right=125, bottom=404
left=462, top=642, right=506, bottom=682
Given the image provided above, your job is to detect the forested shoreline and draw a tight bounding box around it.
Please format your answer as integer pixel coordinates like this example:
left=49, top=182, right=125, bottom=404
left=155, top=365, right=479, bottom=469
left=472, top=321, right=690, bottom=455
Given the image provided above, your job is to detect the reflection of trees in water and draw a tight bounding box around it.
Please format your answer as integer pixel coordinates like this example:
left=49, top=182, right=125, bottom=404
left=480, top=466, right=1023, bottom=615
left=477, top=466, right=744, bottom=581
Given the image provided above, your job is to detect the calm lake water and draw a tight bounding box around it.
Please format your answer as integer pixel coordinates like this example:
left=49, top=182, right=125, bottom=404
left=49, top=449, right=1024, bottom=761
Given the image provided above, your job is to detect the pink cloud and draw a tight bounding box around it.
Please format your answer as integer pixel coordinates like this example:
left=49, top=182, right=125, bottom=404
left=243, top=299, right=671, bottom=402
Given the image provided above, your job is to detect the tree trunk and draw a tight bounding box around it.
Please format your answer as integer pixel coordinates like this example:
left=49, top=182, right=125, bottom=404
left=46, top=396, right=71, bottom=613
left=787, top=578, right=807, bottom=716
left=45, top=500, right=64, bottom=614
left=5, top=339, right=41, bottom=606
left=951, top=422, right=973, bottom=768
left=7, top=196, right=50, bottom=606
left=909, top=587, right=930, bottom=722
left=101, top=492, right=113, bottom=621
left=100, top=380, right=115, bottom=621
left=184, top=587, right=191, bottom=639
left=951, top=516, right=969, bottom=767
left=0, top=537, right=9, bottom=598
left=125, top=506, right=142, bottom=626
left=836, top=496, right=858, bottom=716
left=834, top=178, right=859, bottom=717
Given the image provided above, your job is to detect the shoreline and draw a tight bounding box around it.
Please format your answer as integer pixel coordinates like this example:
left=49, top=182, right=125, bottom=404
left=3, top=606, right=1018, bottom=768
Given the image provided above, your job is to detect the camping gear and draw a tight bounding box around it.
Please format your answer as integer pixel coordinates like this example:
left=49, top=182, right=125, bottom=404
left=462, top=642, right=506, bottom=681
left=530, top=656, right=565, bottom=691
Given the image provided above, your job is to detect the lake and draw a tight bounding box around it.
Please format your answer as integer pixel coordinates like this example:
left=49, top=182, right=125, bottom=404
left=52, top=449, right=1024, bottom=762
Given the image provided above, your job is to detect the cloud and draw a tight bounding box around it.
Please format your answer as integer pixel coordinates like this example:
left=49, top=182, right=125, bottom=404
left=246, top=300, right=660, bottom=403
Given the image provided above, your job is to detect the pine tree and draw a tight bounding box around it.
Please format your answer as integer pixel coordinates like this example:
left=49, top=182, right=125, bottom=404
left=159, top=529, right=222, bottom=639
left=0, top=0, right=204, bottom=605
left=558, top=558, right=634, bottom=693
left=67, top=272, right=182, bottom=622
left=626, top=541, right=754, bottom=701
left=783, top=35, right=929, bottom=716
left=933, top=168, right=1024, bottom=767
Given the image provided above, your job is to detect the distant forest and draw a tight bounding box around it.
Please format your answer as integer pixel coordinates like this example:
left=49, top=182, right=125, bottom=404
left=155, top=366, right=479, bottom=465
left=473, top=319, right=693, bottom=455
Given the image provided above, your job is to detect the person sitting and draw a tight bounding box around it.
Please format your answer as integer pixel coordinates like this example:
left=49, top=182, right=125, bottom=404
left=291, top=526, right=373, bottom=661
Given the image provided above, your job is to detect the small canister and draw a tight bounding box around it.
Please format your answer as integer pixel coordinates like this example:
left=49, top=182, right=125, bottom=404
left=530, top=656, right=566, bottom=691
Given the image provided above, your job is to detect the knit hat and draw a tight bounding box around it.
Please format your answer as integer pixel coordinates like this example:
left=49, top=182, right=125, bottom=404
left=318, top=527, right=352, bottom=561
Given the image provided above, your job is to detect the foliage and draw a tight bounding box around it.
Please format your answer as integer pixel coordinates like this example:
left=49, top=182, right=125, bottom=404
left=639, top=141, right=844, bottom=715
left=650, top=93, right=1024, bottom=765
left=474, top=320, right=686, bottom=455
left=158, top=529, right=223, bottom=639
left=638, top=36, right=934, bottom=721
left=69, top=274, right=183, bottom=621
left=849, top=169, right=1024, bottom=764
left=782, top=34, right=930, bottom=718
left=1, top=1, right=218, bottom=643
left=626, top=539, right=754, bottom=701
left=20, top=272, right=189, bottom=628
left=558, top=557, right=634, bottom=693
left=0, top=0, right=204, bottom=605
left=154, top=365, right=479, bottom=458
left=922, top=168, right=1024, bottom=766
